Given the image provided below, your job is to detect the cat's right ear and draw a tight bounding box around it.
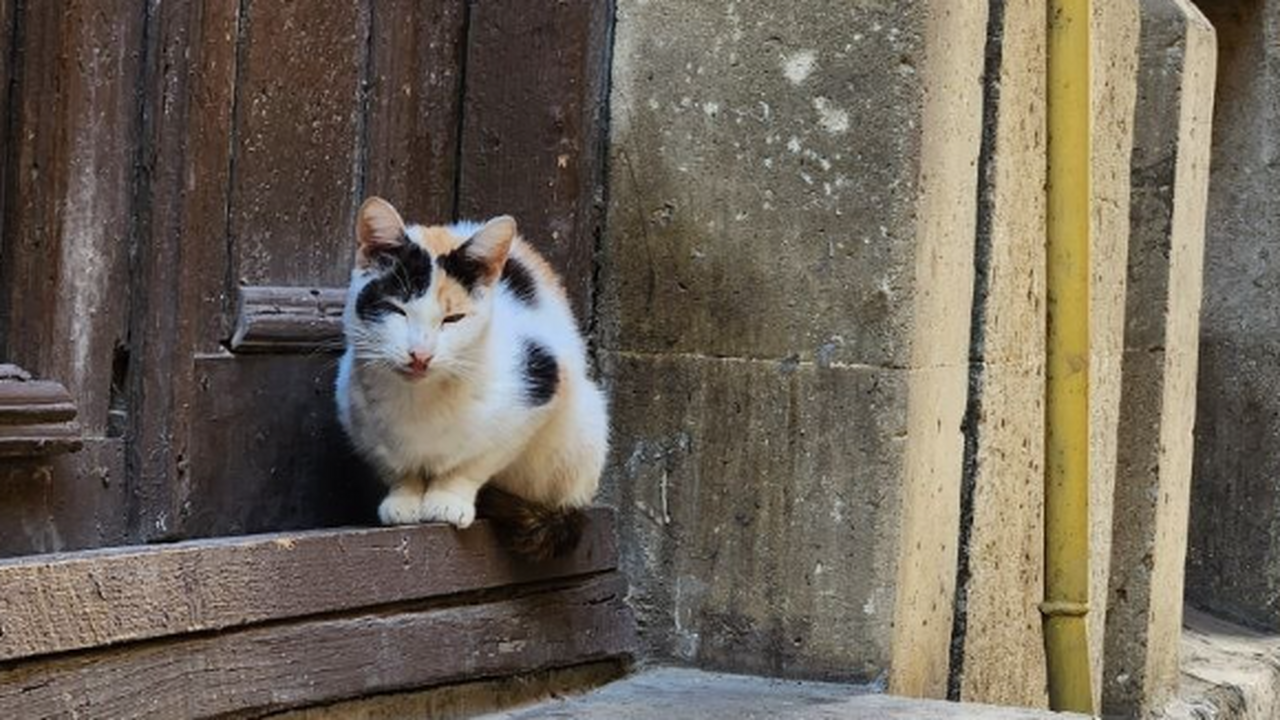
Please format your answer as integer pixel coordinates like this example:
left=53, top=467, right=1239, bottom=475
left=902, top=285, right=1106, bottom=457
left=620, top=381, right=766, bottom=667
left=356, top=197, right=406, bottom=267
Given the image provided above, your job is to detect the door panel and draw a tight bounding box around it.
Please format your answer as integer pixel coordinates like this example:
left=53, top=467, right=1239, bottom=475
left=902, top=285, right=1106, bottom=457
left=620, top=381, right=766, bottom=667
left=458, top=0, right=612, bottom=318
left=230, top=0, right=368, bottom=289
left=0, top=0, right=145, bottom=555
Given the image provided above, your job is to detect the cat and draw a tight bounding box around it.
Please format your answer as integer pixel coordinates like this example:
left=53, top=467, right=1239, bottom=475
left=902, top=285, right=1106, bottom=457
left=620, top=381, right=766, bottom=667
left=335, top=197, right=609, bottom=559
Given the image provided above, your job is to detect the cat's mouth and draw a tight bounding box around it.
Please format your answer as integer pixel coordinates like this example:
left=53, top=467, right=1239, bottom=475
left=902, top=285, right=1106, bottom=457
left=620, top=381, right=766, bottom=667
left=396, top=352, right=432, bottom=381
left=395, top=365, right=431, bottom=381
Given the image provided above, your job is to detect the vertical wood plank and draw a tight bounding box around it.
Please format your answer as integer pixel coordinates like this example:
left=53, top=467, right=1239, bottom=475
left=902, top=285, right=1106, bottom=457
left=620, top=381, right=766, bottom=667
left=364, top=0, right=467, bottom=225
left=0, top=0, right=609, bottom=549
left=228, top=0, right=367, bottom=288
left=457, top=0, right=614, bottom=318
left=128, top=0, right=243, bottom=540
left=0, top=0, right=16, bottom=353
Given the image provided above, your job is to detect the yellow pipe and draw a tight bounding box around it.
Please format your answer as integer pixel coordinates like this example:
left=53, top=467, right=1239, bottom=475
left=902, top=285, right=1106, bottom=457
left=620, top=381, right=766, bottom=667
left=1043, top=0, right=1093, bottom=713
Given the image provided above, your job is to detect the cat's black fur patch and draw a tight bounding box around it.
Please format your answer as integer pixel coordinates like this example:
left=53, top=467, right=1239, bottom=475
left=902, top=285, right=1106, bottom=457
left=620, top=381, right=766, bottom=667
left=520, top=340, right=559, bottom=406
left=356, top=239, right=433, bottom=321
left=477, top=486, right=585, bottom=560
left=437, top=240, right=488, bottom=291
left=500, top=256, right=538, bottom=305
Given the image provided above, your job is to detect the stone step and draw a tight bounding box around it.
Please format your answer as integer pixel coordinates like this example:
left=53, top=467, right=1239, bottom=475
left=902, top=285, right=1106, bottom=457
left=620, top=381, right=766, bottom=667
left=477, top=668, right=1085, bottom=720
left=1160, top=608, right=1280, bottom=720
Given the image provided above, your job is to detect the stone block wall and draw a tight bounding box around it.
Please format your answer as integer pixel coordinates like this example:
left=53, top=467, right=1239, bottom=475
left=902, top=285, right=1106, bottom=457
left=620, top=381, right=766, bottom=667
left=1104, top=1, right=1217, bottom=715
left=599, top=0, right=986, bottom=696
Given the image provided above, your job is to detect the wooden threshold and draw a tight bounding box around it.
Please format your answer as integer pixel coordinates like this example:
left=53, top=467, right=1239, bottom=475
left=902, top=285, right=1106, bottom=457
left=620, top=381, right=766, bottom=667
left=0, top=508, right=618, bottom=663
left=1, top=573, right=632, bottom=719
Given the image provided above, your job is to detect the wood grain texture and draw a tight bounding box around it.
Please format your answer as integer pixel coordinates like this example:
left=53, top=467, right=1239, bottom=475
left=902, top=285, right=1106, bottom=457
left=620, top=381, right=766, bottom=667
left=0, top=427, right=82, bottom=459
left=128, top=0, right=467, bottom=540
left=0, top=0, right=14, bottom=351
left=230, top=286, right=346, bottom=353
left=0, top=507, right=617, bottom=662
left=0, top=373, right=76, bottom=425
left=0, top=572, right=634, bottom=720
left=457, top=0, right=614, bottom=318
left=0, top=0, right=144, bottom=437
left=0, top=0, right=134, bottom=531
left=125, top=0, right=244, bottom=542
left=264, top=661, right=628, bottom=720
left=0, top=364, right=81, bottom=461
left=365, top=0, right=467, bottom=225
left=229, top=0, right=367, bottom=288
left=182, top=353, right=382, bottom=537
left=0, top=440, right=127, bottom=555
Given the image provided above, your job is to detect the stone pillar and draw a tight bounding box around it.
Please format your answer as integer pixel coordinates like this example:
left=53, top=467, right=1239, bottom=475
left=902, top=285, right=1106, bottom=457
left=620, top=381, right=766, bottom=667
left=949, top=0, right=1049, bottom=706
left=599, top=0, right=986, bottom=696
left=952, top=1, right=1140, bottom=709
left=1089, top=0, right=1143, bottom=710
left=1187, top=0, right=1280, bottom=631
left=1104, top=1, right=1217, bottom=716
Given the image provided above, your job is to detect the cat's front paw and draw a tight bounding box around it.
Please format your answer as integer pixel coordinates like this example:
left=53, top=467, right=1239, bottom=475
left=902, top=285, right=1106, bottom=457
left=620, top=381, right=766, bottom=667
left=420, top=489, right=476, bottom=529
left=378, top=489, right=425, bottom=525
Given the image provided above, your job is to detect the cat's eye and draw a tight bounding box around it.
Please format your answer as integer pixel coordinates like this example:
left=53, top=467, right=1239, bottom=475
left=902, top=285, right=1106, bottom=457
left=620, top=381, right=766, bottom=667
left=442, top=313, right=466, bottom=325
left=379, top=301, right=406, bottom=316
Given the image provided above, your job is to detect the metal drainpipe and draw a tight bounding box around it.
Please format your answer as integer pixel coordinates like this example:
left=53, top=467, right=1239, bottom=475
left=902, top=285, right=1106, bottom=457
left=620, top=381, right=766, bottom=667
left=1043, top=0, right=1094, bottom=713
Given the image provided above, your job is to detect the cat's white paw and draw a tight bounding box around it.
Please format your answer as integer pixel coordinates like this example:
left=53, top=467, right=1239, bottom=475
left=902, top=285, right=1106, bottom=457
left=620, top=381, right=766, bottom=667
left=378, top=490, right=424, bottom=525
left=420, top=489, right=476, bottom=529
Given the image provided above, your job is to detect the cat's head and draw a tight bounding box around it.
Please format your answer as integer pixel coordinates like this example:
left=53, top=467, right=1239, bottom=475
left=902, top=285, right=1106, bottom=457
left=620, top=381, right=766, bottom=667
left=344, top=197, right=516, bottom=381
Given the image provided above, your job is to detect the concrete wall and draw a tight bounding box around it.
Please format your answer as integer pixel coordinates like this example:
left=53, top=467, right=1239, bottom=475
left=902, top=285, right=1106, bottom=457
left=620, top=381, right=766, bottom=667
left=1104, top=1, right=1217, bottom=716
left=599, top=0, right=986, bottom=696
left=1187, top=0, right=1280, bottom=632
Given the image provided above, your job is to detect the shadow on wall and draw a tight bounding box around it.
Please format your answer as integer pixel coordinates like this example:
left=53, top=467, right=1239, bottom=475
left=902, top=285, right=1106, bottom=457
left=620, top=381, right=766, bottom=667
left=1187, top=0, right=1280, bottom=631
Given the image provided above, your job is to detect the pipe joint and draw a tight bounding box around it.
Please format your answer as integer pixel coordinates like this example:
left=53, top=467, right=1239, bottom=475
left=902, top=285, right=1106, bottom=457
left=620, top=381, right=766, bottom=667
left=1039, top=601, right=1089, bottom=618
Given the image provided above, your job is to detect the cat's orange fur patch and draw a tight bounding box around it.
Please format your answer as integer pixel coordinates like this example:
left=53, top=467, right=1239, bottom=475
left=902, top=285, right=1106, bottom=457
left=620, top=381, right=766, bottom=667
left=416, top=226, right=464, bottom=256
left=509, top=239, right=568, bottom=301
left=435, top=276, right=473, bottom=315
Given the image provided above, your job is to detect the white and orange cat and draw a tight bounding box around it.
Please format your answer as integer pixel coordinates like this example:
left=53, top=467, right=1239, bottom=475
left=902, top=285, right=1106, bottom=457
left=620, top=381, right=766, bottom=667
left=335, top=197, right=608, bottom=558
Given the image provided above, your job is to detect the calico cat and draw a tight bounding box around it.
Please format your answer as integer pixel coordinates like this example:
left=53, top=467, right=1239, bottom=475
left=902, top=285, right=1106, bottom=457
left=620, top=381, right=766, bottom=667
left=335, top=197, right=609, bottom=559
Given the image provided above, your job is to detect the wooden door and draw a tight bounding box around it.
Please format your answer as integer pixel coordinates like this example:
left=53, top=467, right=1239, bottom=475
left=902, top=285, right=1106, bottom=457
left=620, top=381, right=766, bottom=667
left=0, top=0, right=612, bottom=555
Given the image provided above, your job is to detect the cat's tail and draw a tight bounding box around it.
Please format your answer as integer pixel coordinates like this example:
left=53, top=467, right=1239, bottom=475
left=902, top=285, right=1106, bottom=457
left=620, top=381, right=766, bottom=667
left=477, top=486, right=587, bottom=561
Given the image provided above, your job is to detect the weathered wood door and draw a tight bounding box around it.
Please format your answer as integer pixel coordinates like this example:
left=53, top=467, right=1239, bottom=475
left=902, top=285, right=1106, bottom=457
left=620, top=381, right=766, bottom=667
left=0, top=0, right=611, bottom=556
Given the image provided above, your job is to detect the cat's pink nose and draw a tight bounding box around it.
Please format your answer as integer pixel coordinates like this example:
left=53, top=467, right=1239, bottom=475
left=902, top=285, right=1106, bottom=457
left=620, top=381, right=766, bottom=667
left=407, top=351, right=432, bottom=373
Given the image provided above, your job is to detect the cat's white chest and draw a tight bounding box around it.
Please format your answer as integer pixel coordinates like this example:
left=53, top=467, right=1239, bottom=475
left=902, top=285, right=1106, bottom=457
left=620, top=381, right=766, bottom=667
left=369, top=383, right=485, bottom=473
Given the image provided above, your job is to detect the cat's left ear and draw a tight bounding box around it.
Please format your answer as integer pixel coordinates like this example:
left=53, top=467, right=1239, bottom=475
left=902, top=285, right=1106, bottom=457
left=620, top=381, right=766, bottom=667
left=467, top=215, right=517, bottom=282
left=355, top=197, right=407, bottom=267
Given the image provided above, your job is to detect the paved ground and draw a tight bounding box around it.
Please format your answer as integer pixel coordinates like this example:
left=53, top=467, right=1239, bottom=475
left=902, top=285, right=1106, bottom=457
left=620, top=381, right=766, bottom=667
left=477, top=667, right=1084, bottom=719
left=1160, top=607, right=1280, bottom=719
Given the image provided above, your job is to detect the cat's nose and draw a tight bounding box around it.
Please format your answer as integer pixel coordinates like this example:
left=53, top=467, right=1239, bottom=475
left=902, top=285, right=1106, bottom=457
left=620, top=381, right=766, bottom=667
left=407, top=350, right=432, bottom=373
